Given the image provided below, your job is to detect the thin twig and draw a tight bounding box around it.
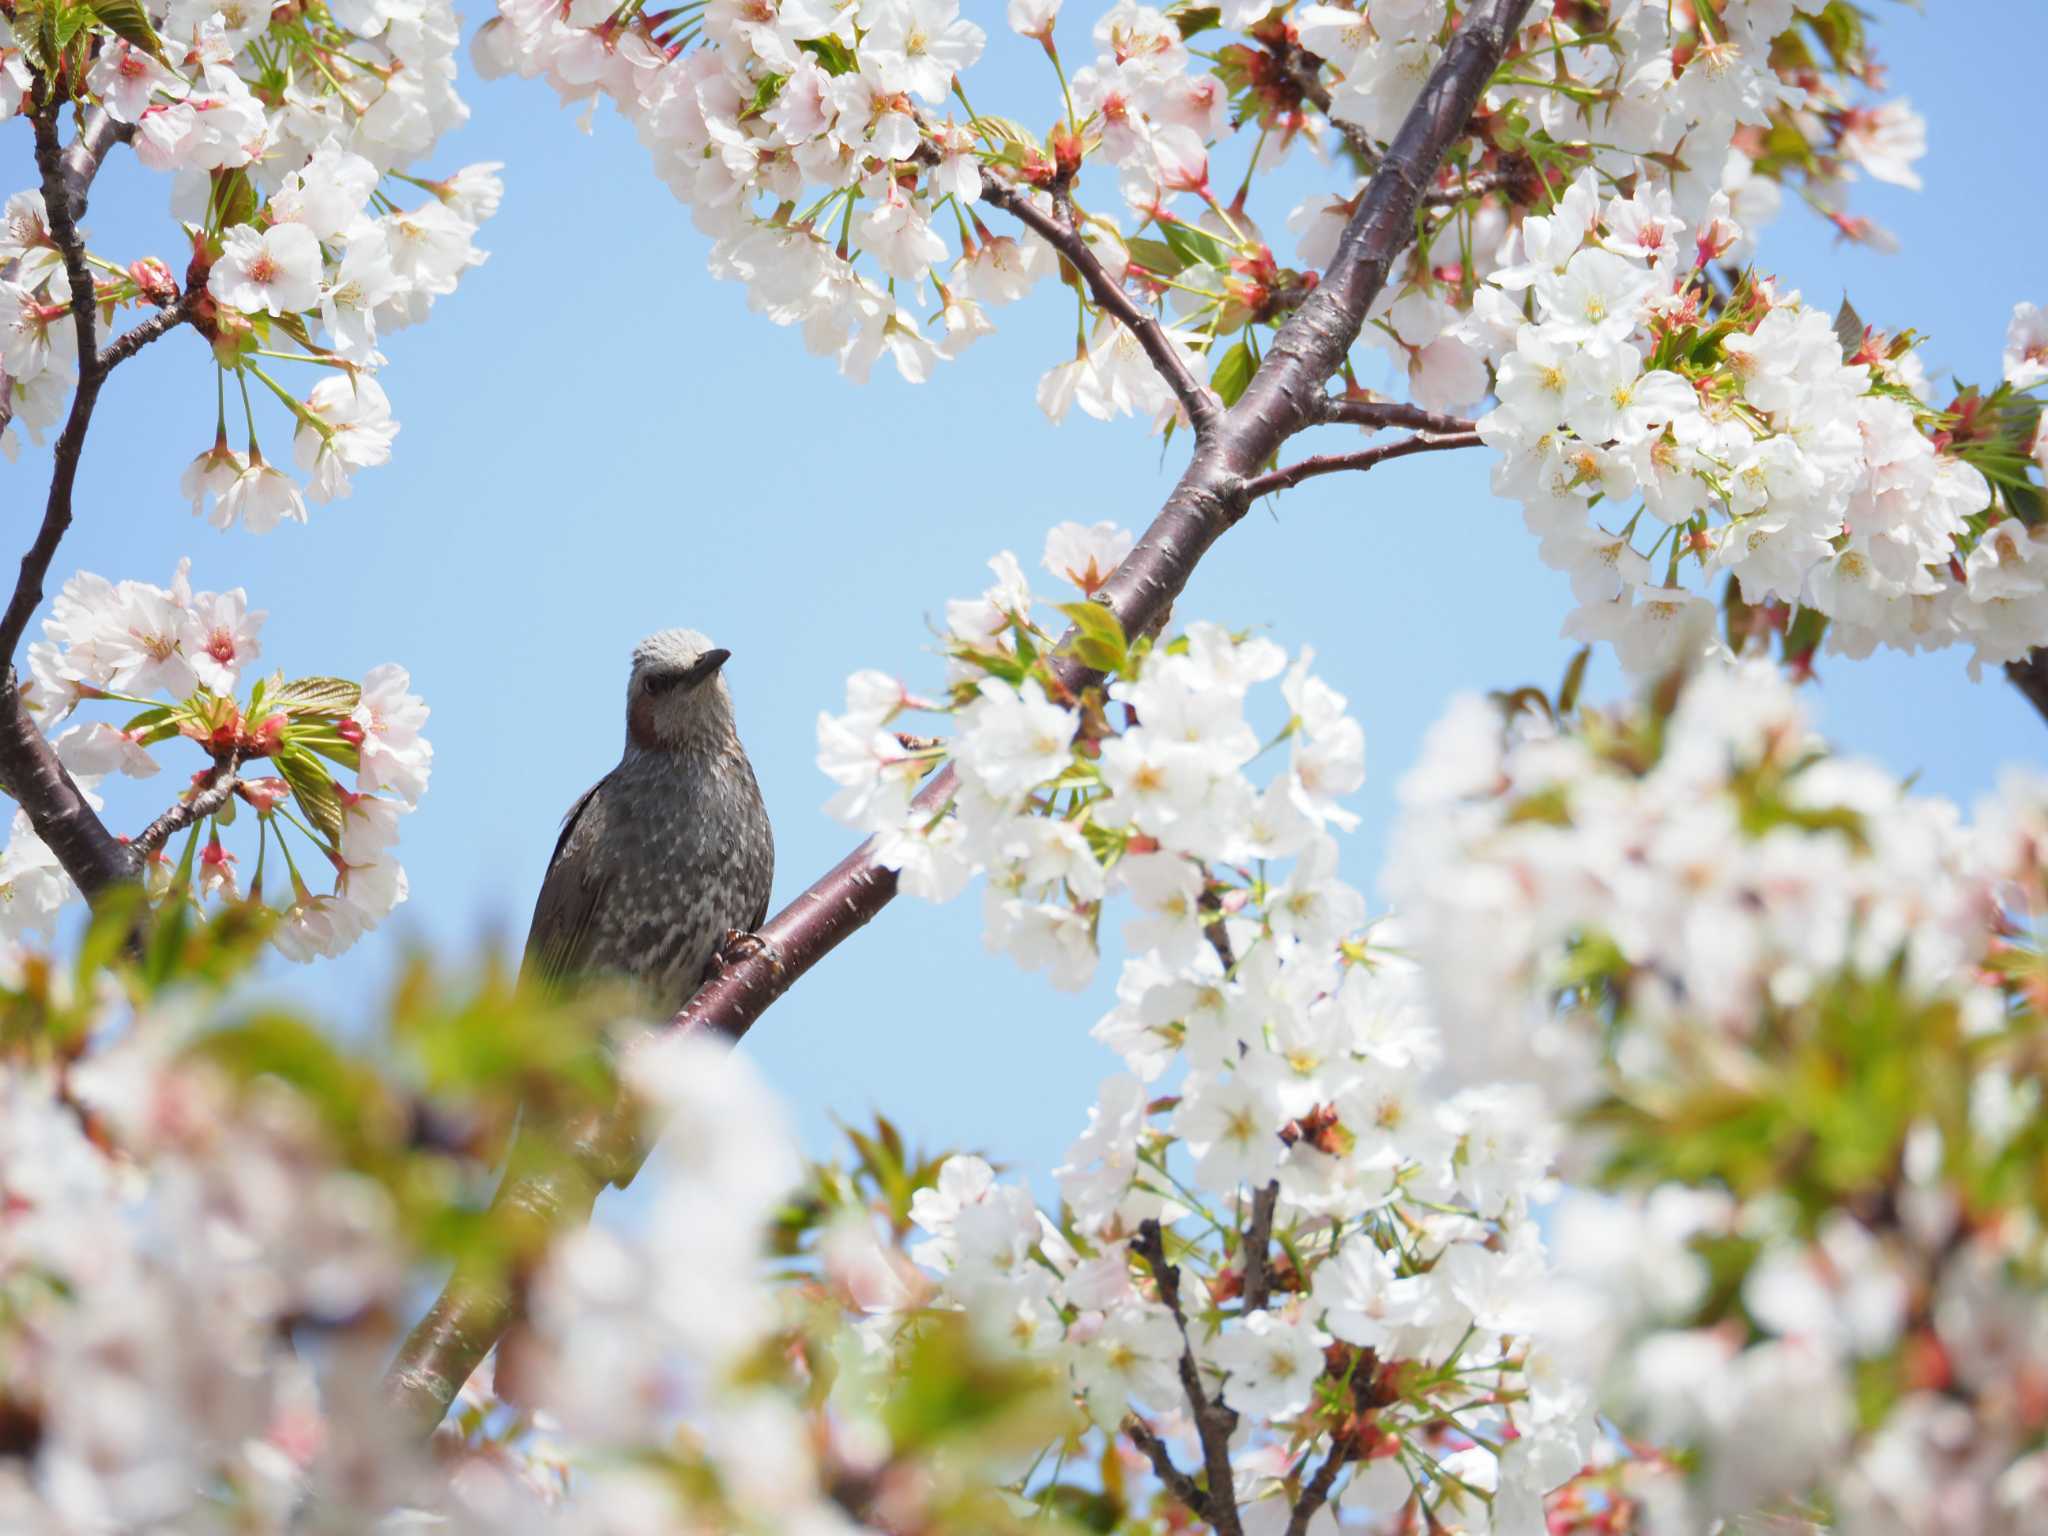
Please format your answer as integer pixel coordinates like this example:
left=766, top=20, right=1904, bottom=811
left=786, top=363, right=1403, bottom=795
left=1318, top=396, right=1477, bottom=437
left=1283, top=1442, right=1350, bottom=1536
left=1241, top=1182, right=1280, bottom=1313
left=1238, top=431, right=1483, bottom=501
left=129, top=754, right=241, bottom=863
left=1123, top=1415, right=1211, bottom=1518
left=1421, top=166, right=1517, bottom=207
left=979, top=179, right=1223, bottom=439
left=101, top=289, right=195, bottom=373
left=1276, top=40, right=1378, bottom=163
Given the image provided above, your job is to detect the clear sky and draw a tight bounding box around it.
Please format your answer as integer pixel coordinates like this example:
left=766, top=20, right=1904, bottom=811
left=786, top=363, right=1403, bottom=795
left=36, top=2, right=2048, bottom=1190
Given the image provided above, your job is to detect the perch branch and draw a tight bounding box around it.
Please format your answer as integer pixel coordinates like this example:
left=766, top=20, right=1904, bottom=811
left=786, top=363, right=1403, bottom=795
left=383, top=0, right=1538, bottom=1433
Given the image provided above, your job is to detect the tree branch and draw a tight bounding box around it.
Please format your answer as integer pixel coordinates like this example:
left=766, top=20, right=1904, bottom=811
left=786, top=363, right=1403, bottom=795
left=1318, top=396, right=1477, bottom=436
left=0, top=679, right=134, bottom=892
left=382, top=1091, right=641, bottom=1440
left=1284, top=1442, right=1349, bottom=1536
left=1275, top=40, right=1377, bottom=164
left=1123, top=1415, right=1211, bottom=1517
left=2006, top=652, right=2048, bottom=725
left=101, top=287, right=195, bottom=373
left=130, top=755, right=241, bottom=862
left=58, top=107, right=132, bottom=221
left=1241, top=1181, right=1280, bottom=1313
left=0, top=105, right=136, bottom=900
left=1238, top=431, right=1483, bottom=500
left=980, top=180, right=1222, bottom=439
left=1135, top=1218, right=1242, bottom=1536
left=384, top=0, right=1537, bottom=1432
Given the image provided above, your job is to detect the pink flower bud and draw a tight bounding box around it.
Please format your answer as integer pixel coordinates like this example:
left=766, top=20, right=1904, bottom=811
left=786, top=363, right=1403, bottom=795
left=128, top=257, right=178, bottom=307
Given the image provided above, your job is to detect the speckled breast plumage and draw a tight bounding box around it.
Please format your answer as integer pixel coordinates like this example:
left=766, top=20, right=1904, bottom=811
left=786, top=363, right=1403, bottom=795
left=529, top=736, right=774, bottom=1017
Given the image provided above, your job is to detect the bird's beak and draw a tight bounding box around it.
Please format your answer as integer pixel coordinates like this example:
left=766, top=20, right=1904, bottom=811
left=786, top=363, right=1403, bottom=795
left=683, top=648, right=732, bottom=690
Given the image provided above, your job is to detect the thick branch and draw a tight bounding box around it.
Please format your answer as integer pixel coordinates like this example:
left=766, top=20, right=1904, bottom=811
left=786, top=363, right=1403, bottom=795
left=58, top=108, right=132, bottom=221
left=386, top=0, right=1536, bottom=1432
left=0, top=676, right=134, bottom=892
left=2006, top=652, right=2048, bottom=725
left=1238, top=431, right=1483, bottom=500
left=980, top=180, right=1222, bottom=439
left=0, top=107, right=132, bottom=898
left=382, top=1094, right=640, bottom=1441
left=1228, top=0, right=1532, bottom=467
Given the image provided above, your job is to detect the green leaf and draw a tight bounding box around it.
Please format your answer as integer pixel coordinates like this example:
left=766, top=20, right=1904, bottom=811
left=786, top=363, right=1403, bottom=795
left=1123, top=235, right=1185, bottom=276
left=1159, top=218, right=1232, bottom=271
left=277, top=746, right=344, bottom=846
left=740, top=70, right=785, bottom=120
left=1209, top=339, right=1255, bottom=407
left=1056, top=601, right=1129, bottom=677
left=211, top=168, right=259, bottom=234
left=1556, top=644, right=1591, bottom=716
left=1169, top=3, right=1220, bottom=39
left=268, top=675, right=362, bottom=719
left=289, top=726, right=361, bottom=773
left=1784, top=604, right=1829, bottom=661
left=797, top=34, right=855, bottom=75
left=53, top=0, right=91, bottom=53
left=1833, top=294, right=1865, bottom=362
left=86, top=0, right=165, bottom=59
left=122, top=703, right=175, bottom=734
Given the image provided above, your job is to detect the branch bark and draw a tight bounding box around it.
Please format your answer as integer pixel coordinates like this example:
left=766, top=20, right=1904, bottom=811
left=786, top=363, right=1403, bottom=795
left=382, top=1090, right=641, bottom=1440
left=1240, top=1181, right=1280, bottom=1313
left=979, top=180, right=1222, bottom=439
left=1283, top=1442, right=1349, bottom=1536
left=384, top=0, right=1537, bottom=1432
left=1318, top=395, right=1477, bottom=436
left=0, top=105, right=143, bottom=900
left=1135, top=1217, right=1242, bottom=1536
left=2006, top=652, right=2048, bottom=725
left=1237, top=430, right=1483, bottom=500
left=130, top=755, right=241, bottom=861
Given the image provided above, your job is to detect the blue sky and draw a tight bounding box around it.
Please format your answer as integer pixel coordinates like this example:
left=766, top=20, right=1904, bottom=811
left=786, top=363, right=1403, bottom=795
left=30, top=2, right=2048, bottom=1187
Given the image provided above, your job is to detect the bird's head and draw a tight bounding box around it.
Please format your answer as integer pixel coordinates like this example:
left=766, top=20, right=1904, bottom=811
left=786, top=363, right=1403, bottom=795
left=625, top=628, right=736, bottom=753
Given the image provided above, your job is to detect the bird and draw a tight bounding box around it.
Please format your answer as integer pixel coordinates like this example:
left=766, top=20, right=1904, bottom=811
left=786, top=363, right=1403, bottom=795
left=522, top=628, right=775, bottom=1018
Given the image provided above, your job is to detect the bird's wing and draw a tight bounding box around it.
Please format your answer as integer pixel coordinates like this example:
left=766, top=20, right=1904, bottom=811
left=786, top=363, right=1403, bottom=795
left=522, top=775, right=613, bottom=992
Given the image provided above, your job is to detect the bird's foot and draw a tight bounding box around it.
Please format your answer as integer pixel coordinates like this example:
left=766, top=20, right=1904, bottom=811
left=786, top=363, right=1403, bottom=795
left=706, top=928, right=783, bottom=983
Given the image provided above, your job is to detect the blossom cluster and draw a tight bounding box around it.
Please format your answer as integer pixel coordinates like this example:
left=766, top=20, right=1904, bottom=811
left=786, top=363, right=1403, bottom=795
left=0, top=0, right=497, bottom=514
left=0, top=560, right=432, bottom=960
left=1386, top=657, right=2048, bottom=1526
left=0, top=1030, right=414, bottom=1531
left=477, top=0, right=1920, bottom=428
left=1456, top=168, right=2041, bottom=676
left=0, top=949, right=907, bottom=1533
left=818, top=525, right=1608, bottom=1531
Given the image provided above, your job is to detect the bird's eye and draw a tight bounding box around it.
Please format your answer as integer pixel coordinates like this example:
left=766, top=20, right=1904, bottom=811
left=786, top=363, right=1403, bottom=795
left=641, top=674, right=657, bottom=695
